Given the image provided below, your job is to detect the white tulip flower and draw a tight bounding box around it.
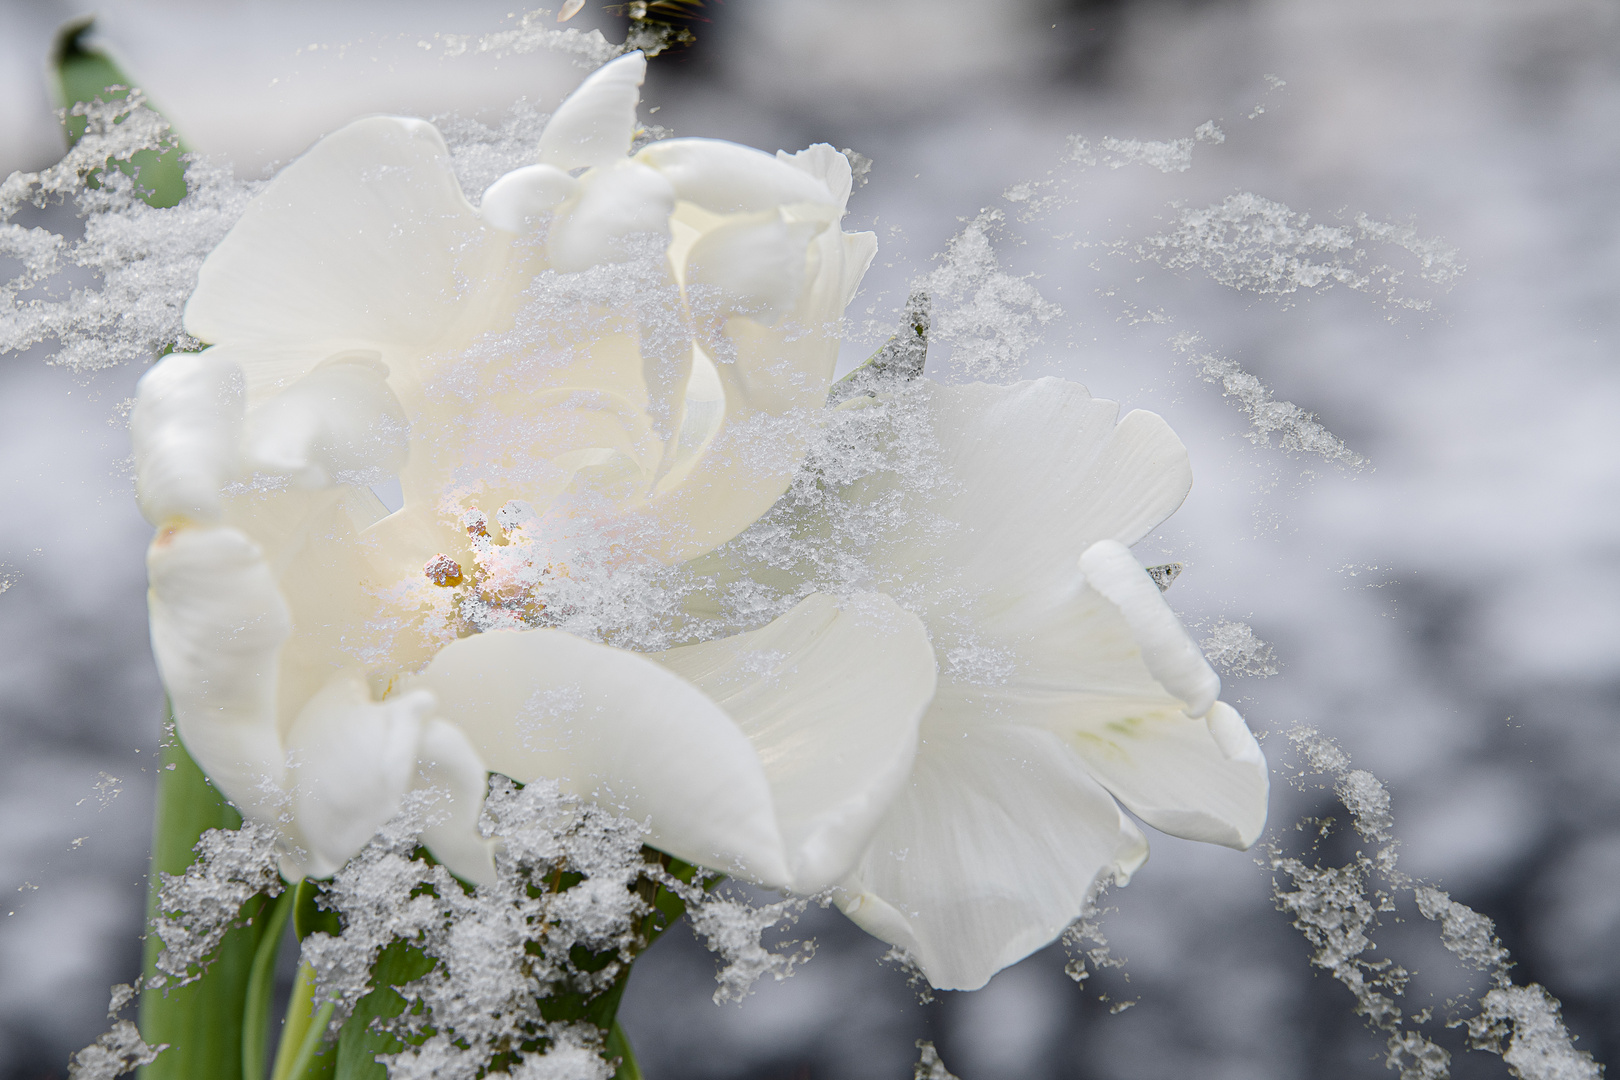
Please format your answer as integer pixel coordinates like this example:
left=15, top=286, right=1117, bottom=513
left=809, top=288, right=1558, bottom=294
left=696, top=377, right=1271, bottom=990
left=135, top=52, right=939, bottom=892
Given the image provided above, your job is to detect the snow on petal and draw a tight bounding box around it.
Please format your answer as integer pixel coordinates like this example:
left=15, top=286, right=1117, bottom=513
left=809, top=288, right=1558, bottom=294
left=653, top=592, right=937, bottom=892
left=409, top=629, right=792, bottom=886
left=1078, top=538, right=1220, bottom=717
left=131, top=349, right=244, bottom=525
left=838, top=716, right=1147, bottom=992
left=147, top=525, right=290, bottom=825
left=536, top=51, right=646, bottom=172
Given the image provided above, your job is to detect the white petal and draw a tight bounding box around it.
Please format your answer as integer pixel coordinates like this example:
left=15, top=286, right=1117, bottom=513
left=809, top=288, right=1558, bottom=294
left=286, top=672, right=429, bottom=876
left=652, top=593, right=936, bottom=892
left=548, top=159, right=676, bottom=272
left=776, top=144, right=854, bottom=212
left=414, top=718, right=497, bottom=887
left=1078, top=539, right=1219, bottom=717
left=869, top=381, right=1193, bottom=600
left=969, top=574, right=1268, bottom=849
left=183, top=116, right=485, bottom=362
left=684, top=211, right=825, bottom=326
left=132, top=349, right=244, bottom=525
left=480, top=164, right=579, bottom=233
left=242, top=353, right=409, bottom=489
left=409, top=629, right=791, bottom=885
left=147, top=525, right=291, bottom=824
left=537, top=51, right=646, bottom=172
left=837, top=716, right=1147, bottom=991
left=636, top=138, right=836, bottom=213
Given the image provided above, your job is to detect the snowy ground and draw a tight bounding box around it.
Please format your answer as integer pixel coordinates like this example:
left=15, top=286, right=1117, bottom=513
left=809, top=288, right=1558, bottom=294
left=2, top=1, right=1618, bottom=1077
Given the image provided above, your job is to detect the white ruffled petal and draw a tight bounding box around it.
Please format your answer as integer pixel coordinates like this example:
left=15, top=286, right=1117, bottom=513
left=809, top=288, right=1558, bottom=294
left=131, top=350, right=244, bottom=525
left=480, top=164, right=579, bottom=234
left=776, top=144, right=854, bottom=212
left=146, top=525, right=291, bottom=824
left=652, top=593, right=935, bottom=892
left=537, top=51, right=646, bottom=172
left=183, top=116, right=486, bottom=368
left=1078, top=538, right=1220, bottom=717
left=970, top=570, right=1268, bottom=849
left=242, top=353, right=409, bottom=489
left=548, top=159, right=676, bottom=273
left=684, top=211, right=825, bottom=326
left=409, top=628, right=791, bottom=886
left=837, top=714, right=1147, bottom=991
left=636, top=138, right=836, bottom=213
left=414, top=718, right=498, bottom=887
left=285, top=672, right=430, bottom=876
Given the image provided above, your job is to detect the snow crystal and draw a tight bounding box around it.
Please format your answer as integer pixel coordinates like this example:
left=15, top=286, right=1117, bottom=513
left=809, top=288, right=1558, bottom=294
left=1137, top=192, right=1462, bottom=311
left=1201, top=618, right=1280, bottom=677
left=1272, top=729, right=1603, bottom=1079
left=684, top=888, right=815, bottom=1005
left=434, top=10, right=621, bottom=65
left=914, top=1040, right=961, bottom=1080
left=1144, top=562, right=1183, bottom=592
left=65, top=1020, right=164, bottom=1080
left=1, top=94, right=251, bottom=372
left=925, top=210, right=1060, bottom=380
left=1174, top=333, right=1369, bottom=469
left=148, top=821, right=283, bottom=989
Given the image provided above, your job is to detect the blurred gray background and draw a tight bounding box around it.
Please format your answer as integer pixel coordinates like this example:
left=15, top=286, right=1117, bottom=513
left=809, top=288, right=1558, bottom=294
left=3, top=0, right=1619, bottom=1077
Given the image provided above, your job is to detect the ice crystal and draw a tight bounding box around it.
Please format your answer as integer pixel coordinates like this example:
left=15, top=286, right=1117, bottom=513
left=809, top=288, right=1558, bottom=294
left=926, top=210, right=1060, bottom=380
left=1144, top=562, right=1183, bottom=592
left=684, top=889, right=814, bottom=1004
left=1272, top=729, right=1603, bottom=1079
left=1, top=94, right=250, bottom=371
left=1065, top=121, right=1225, bottom=174
left=148, top=821, right=283, bottom=988
left=1202, top=618, right=1280, bottom=677
left=434, top=9, right=621, bottom=65
left=914, top=1039, right=961, bottom=1080
left=1138, top=193, right=1462, bottom=310
left=66, top=983, right=165, bottom=1080
left=1174, top=332, right=1369, bottom=469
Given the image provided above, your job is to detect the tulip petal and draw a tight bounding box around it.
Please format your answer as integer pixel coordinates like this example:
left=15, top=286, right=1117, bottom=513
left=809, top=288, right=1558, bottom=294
left=1078, top=538, right=1220, bottom=717
left=131, top=349, right=244, bottom=525
left=548, top=160, right=676, bottom=272
left=147, top=525, right=291, bottom=824
left=409, top=629, right=791, bottom=885
left=637, top=138, right=837, bottom=213
left=652, top=593, right=936, bottom=892
left=537, top=51, right=646, bottom=172
left=285, top=673, right=429, bottom=876
left=415, top=718, right=498, bottom=887
left=971, top=567, right=1269, bottom=849
left=242, top=353, right=409, bottom=489
left=480, top=164, right=578, bottom=233
left=183, top=116, right=485, bottom=384
left=876, top=380, right=1193, bottom=599
left=837, top=714, right=1147, bottom=991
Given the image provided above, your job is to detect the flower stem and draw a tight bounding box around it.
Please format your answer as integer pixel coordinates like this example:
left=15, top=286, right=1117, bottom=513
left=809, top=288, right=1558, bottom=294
left=241, top=889, right=295, bottom=1080
left=139, top=716, right=272, bottom=1080
left=607, top=1020, right=642, bottom=1080
left=270, top=962, right=336, bottom=1080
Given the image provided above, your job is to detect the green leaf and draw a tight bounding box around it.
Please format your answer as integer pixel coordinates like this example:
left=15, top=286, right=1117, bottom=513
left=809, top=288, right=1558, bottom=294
left=828, top=285, right=931, bottom=405
left=606, top=1019, right=642, bottom=1080
left=49, top=16, right=187, bottom=208
left=333, top=940, right=436, bottom=1080
left=242, top=890, right=295, bottom=1080
left=138, top=717, right=273, bottom=1080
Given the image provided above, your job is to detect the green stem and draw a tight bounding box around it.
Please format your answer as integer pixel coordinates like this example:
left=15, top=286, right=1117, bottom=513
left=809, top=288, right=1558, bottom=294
left=607, top=1020, right=642, bottom=1080
left=139, top=717, right=270, bottom=1080
left=271, top=962, right=336, bottom=1080
left=241, top=889, right=295, bottom=1080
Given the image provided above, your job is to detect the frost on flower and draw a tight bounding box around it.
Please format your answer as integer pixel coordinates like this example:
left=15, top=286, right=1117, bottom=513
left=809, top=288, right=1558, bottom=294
left=925, top=210, right=1061, bottom=380
left=1272, top=729, right=1602, bottom=1080
left=148, top=821, right=283, bottom=988
left=0, top=93, right=249, bottom=370
left=1201, top=618, right=1280, bottom=678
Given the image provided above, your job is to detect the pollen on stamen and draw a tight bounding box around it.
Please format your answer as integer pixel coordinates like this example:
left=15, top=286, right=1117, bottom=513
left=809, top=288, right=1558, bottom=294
left=424, top=554, right=464, bottom=587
